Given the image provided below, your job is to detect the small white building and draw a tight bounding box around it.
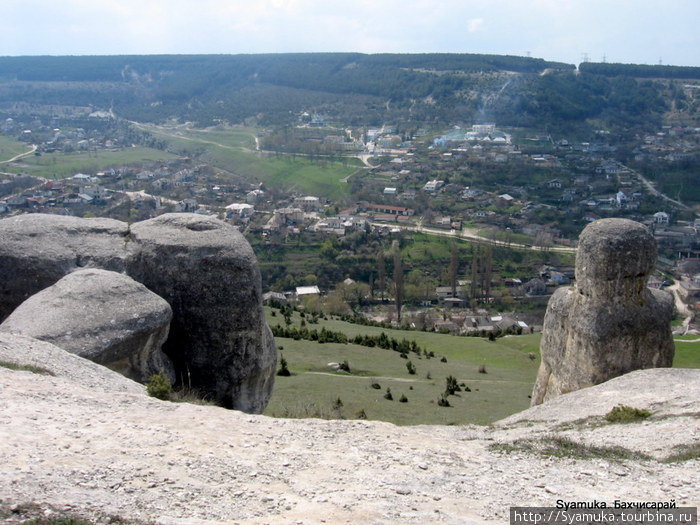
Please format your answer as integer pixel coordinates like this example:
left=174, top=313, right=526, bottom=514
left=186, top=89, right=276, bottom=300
left=653, top=211, right=670, bottom=224
left=296, top=286, right=321, bottom=297
left=226, top=202, right=255, bottom=218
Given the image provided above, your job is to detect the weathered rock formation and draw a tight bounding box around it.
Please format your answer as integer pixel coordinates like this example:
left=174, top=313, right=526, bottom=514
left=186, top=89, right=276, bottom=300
left=125, top=213, right=276, bottom=413
left=0, top=269, right=174, bottom=383
left=531, top=218, right=674, bottom=405
left=0, top=214, right=128, bottom=321
left=0, top=213, right=276, bottom=412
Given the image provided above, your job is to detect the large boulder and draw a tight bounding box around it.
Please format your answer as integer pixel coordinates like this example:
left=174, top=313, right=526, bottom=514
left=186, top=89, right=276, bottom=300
left=0, top=269, right=174, bottom=383
left=531, top=218, right=674, bottom=405
left=0, top=213, right=276, bottom=413
left=125, top=213, right=276, bottom=412
left=0, top=214, right=128, bottom=321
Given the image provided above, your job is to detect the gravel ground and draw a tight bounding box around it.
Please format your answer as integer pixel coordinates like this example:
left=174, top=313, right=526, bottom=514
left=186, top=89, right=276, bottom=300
left=1, top=333, right=698, bottom=525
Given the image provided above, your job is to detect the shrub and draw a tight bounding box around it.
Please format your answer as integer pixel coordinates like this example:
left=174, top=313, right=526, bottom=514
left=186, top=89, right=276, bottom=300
left=399, top=394, right=408, bottom=403
left=277, top=355, right=291, bottom=376
left=406, top=361, right=416, bottom=375
left=445, top=375, right=461, bottom=395
left=478, top=365, right=487, bottom=374
left=333, top=397, right=344, bottom=409
left=146, top=372, right=172, bottom=400
left=437, top=394, right=451, bottom=407
left=605, top=405, right=651, bottom=423
left=384, top=388, right=393, bottom=401
left=339, top=360, right=351, bottom=373
left=355, top=409, right=368, bottom=419
left=440, top=356, right=447, bottom=363
left=370, top=381, right=381, bottom=389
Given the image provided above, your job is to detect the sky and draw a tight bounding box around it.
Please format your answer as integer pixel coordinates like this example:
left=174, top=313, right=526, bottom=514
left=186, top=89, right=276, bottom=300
left=1, top=0, right=698, bottom=67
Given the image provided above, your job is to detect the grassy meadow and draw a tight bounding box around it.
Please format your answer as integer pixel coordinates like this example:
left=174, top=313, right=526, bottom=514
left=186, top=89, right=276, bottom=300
left=2, top=146, right=178, bottom=178
left=139, top=124, right=360, bottom=200
left=264, top=307, right=700, bottom=426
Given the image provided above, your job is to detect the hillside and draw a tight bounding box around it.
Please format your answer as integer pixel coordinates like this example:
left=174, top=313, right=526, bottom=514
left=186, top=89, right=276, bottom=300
left=0, top=53, right=695, bottom=132
left=1, top=333, right=698, bottom=524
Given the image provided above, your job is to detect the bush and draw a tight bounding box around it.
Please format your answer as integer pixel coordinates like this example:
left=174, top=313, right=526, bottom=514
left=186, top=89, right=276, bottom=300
left=355, top=409, right=368, bottom=419
left=339, top=360, right=351, bottom=373
left=445, top=375, right=461, bottom=395
left=437, top=394, right=451, bottom=407
left=146, top=372, right=172, bottom=400
left=333, top=397, right=344, bottom=409
left=406, top=361, right=416, bottom=375
left=605, top=405, right=651, bottom=423
left=478, top=365, right=487, bottom=374
left=399, top=394, right=408, bottom=403
left=277, top=355, right=291, bottom=376
left=384, top=387, right=393, bottom=401
left=440, top=356, right=447, bottom=363
left=370, top=381, right=381, bottom=389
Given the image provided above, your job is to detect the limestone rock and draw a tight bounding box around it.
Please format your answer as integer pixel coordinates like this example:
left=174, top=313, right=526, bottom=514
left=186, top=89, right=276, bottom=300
left=0, top=213, right=128, bottom=321
left=126, top=213, right=276, bottom=412
left=0, top=269, right=174, bottom=383
left=0, top=212, right=276, bottom=413
left=531, top=218, right=674, bottom=405
left=0, top=331, right=144, bottom=394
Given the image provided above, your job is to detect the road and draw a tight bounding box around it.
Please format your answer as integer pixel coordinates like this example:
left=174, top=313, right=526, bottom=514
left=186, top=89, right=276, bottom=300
left=617, top=160, right=693, bottom=212
left=372, top=221, right=577, bottom=253
left=0, top=144, right=37, bottom=164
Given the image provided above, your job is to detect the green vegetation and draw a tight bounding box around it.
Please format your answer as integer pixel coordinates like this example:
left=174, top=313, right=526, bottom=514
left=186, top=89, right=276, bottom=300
left=672, top=338, right=700, bottom=368
left=0, top=135, right=32, bottom=161
left=3, top=147, right=177, bottom=178
left=490, top=437, right=653, bottom=462
left=662, top=442, right=700, bottom=463
left=604, top=405, right=652, bottom=423
left=146, top=372, right=172, bottom=400
left=141, top=124, right=356, bottom=199
left=0, top=360, right=54, bottom=376
left=264, top=308, right=540, bottom=425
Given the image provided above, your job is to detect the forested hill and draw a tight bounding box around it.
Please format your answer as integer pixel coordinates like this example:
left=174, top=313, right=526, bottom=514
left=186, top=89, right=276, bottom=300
left=0, top=53, right=695, bottom=131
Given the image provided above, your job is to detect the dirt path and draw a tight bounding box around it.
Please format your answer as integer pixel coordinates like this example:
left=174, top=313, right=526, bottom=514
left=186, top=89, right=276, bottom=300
left=0, top=144, right=37, bottom=164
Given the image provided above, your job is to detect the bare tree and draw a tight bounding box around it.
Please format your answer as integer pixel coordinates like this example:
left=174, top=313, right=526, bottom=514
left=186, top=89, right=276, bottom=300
left=393, top=253, right=404, bottom=324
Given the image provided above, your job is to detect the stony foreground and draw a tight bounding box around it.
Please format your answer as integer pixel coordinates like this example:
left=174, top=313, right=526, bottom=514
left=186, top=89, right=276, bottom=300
left=0, top=334, right=698, bottom=524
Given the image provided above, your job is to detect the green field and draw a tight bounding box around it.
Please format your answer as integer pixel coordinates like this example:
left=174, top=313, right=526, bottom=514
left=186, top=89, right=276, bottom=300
left=263, top=308, right=700, bottom=426
left=139, top=124, right=360, bottom=200
left=3, top=146, right=178, bottom=178
left=0, top=136, right=32, bottom=163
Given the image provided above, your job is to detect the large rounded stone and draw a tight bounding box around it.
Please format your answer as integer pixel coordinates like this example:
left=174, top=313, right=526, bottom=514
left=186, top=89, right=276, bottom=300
left=0, top=269, right=174, bottom=383
left=0, top=214, right=128, bottom=321
left=531, top=218, right=674, bottom=405
left=126, top=213, right=276, bottom=412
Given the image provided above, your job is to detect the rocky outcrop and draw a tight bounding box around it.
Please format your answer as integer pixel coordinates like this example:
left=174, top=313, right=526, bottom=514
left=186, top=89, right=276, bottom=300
left=532, top=218, right=674, bottom=405
left=0, top=331, right=144, bottom=394
left=0, top=213, right=276, bottom=413
left=0, top=269, right=174, bottom=383
left=126, top=213, right=276, bottom=412
left=0, top=214, right=128, bottom=321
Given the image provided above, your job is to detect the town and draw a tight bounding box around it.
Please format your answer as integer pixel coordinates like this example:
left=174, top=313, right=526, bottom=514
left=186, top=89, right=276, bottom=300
left=1, top=107, right=699, bottom=334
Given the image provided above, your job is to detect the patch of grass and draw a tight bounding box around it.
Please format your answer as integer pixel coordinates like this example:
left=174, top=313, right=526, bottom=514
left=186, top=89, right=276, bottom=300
left=605, top=405, right=651, bottom=423
left=662, top=442, right=700, bottom=463
left=490, top=437, right=653, bottom=462
left=672, top=338, right=700, bottom=368
left=4, top=147, right=178, bottom=178
left=0, top=360, right=54, bottom=376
